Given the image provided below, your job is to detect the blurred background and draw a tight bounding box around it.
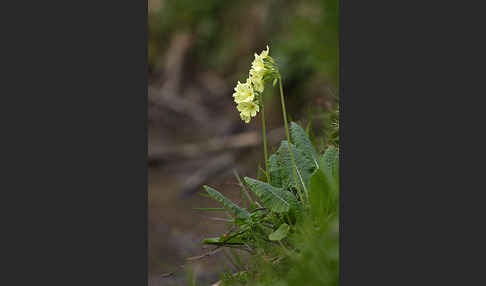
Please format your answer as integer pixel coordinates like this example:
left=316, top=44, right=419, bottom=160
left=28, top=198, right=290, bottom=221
left=148, top=0, right=338, bottom=285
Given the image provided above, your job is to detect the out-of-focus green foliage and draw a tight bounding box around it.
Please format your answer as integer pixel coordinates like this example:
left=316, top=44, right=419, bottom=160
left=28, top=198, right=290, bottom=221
left=149, top=0, right=248, bottom=72
left=272, top=0, right=339, bottom=86
left=149, top=0, right=338, bottom=85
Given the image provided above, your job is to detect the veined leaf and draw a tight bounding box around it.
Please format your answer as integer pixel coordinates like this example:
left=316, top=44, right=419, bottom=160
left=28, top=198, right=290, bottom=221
left=244, top=177, right=298, bottom=213
left=268, top=223, right=290, bottom=241
left=320, top=146, right=339, bottom=181
left=203, top=185, right=250, bottom=219
left=268, top=153, right=282, bottom=188
left=290, top=121, right=319, bottom=165
left=277, top=141, right=317, bottom=191
left=311, top=147, right=340, bottom=220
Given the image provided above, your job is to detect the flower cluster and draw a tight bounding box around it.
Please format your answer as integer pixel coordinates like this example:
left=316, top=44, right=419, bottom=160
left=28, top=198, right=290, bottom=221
left=233, top=46, right=275, bottom=123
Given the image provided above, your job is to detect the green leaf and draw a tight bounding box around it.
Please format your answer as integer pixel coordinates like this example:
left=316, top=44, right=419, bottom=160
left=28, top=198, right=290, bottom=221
left=244, top=177, right=298, bottom=213
left=320, top=146, right=339, bottom=181
left=268, top=153, right=282, bottom=188
left=309, top=169, right=333, bottom=220
left=310, top=147, right=340, bottom=220
left=290, top=121, right=319, bottom=165
left=305, top=120, right=312, bottom=135
left=198, top=192, right=212, bottom=198
left=202, top=236, right=244, bottom=245
left=203, top=185, right=250, bottom=219
left=202, top=237, right=221, bottom=244
left=268, top=223, right=290, bottom=241
left=277, top=141, right=317, bottom=191
left=257, top=165, right=268, bottom=182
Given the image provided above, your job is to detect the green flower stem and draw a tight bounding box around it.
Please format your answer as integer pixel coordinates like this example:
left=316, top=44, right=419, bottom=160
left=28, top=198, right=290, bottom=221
left=260, top=93, right=271, bottom=184
left=278, top=76, right=305, bottom=204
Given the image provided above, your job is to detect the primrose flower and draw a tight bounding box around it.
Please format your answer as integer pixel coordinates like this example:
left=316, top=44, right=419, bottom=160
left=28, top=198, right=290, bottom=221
left=232, top=46, right=275, bottom=124
left=251, top=46, right=270, bottom=68
left=237, top=101, right=260, bottom=117
left=260, top=45, right=270, bottom=58
left=249, top=69, right=264, bottom=93
left=251, top=46, right=269, bottom=73
left=240, top=113, right=251, bottom=123
left=233, top=80, right=254, bottom=104
left=251, top=56, right=265, bottom=73
left=249, top=46, right=270, bottom=93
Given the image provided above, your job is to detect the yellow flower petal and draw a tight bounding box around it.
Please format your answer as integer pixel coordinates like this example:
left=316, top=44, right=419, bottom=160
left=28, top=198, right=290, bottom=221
left=240, top=113, right=251, bottom=123
left=237, top=101, right=259, bottom=117
left=233, top=80, right=255, bottom=103
left=249, top=69, right=264, bottom=93
left=261, top=45, right=269, bottom=58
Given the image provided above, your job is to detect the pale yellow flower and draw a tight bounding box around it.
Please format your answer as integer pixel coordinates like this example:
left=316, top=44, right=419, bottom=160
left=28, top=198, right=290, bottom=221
left=261, top=45, right=270, bottom=58
left=251, top=56, right=265, bottom=73
left=232, top=80, right=254, bottom=103
left=251, top=45, right=270, bottom=72
left=232, top=46, right=271, bottom=124
left=240, top=113, right=251, bottom=123
left=249, top=68, right=264, bottom=93
left=249, top=46, right=270, bottom=93
left=237, top=101, right=260, bottom=117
